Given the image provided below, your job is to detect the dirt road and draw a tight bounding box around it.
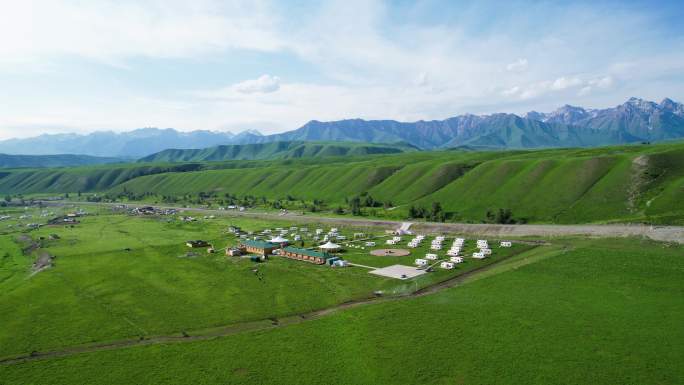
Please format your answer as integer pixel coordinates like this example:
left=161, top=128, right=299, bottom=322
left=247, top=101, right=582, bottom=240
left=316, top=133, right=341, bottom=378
left=39, top=200, right=684, bottom=244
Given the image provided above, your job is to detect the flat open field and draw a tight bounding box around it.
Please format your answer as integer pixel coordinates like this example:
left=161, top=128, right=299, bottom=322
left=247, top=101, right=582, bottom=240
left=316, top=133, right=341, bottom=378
left=0, top=206, right=530, bottom=363
left=1, top=234, right=682, bottom=384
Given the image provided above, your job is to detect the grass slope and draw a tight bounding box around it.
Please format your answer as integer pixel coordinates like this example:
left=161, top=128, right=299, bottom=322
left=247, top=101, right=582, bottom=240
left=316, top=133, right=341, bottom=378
left=1, top=142, right=683, bottom=224
left=2, top=237, right=682, bottom=384
left=138, top=141, right=416, bottom=162
left=0, top=153, right=123, bottom=168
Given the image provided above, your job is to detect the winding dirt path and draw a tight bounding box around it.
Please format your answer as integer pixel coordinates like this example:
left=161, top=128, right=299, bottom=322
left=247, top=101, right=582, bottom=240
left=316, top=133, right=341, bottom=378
left=0, top=244, right=560, bottom=366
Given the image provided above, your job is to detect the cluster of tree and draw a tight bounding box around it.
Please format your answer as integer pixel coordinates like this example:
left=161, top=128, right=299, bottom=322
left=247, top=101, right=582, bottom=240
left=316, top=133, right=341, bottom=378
left=484, top=208, right=525, bottom=224
left=106, top=189, right=157, bottom=202
left=407, top=202, right=449, bottom=222
left=345, top=193, right=391, bottom=216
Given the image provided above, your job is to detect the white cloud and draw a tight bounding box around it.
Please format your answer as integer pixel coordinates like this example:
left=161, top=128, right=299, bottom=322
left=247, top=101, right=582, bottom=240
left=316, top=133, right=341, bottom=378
left=589, top=76, right=614, bottom=89
left=233, top=75, right=281, bottom=94
left=502, top=74, right=615, bottom=100
left=550, top=76, right=583, bottom=90
left=414, top=72, right=429, bottom=87
left=0, top=0, right=286, bottom=64
left=501, top=86, right=521, bottom=97
left=578, top=86, right=592, bottom=96
left=578, top=76, right=615, bottom=96
left=0, top=0, right=682, bottom=139
left=506, top=58, right=528, bottom=72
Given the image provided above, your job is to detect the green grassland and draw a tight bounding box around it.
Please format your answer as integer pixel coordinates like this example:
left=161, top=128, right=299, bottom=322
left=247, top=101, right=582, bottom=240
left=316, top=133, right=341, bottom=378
left=138, top=140, right=418, bottom=162
left=1, top=237, right=681, bottom=384
left=0, top=207, right=529, bottom=361
left=1, top=141, right=683, bottom=224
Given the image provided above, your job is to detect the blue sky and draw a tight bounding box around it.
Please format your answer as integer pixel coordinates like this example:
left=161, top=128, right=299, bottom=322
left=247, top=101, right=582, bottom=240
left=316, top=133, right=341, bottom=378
left=0, top=0, right=683, bottom=139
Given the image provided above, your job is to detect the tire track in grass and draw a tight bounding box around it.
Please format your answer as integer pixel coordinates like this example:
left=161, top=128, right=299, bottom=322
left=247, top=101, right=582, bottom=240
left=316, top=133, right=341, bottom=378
left=0, top=244, right=563, bottom=366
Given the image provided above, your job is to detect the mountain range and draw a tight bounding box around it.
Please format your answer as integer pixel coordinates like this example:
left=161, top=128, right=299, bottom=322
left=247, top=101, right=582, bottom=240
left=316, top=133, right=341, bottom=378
left=1, top=97, right=682, bottom=157
left=0, top=128, right=262, bottom=158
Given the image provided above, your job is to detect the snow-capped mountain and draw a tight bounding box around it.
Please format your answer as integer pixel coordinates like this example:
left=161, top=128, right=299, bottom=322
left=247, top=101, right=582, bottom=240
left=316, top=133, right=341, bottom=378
left=1, top=97, right=683, bottom=156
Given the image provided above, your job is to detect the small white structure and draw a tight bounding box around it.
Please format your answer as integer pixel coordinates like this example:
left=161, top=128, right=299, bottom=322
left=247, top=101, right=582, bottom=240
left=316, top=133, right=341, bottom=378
left=337, top=235, right=347, bottom=241
left=440, top=262, right=455, bottom=270
left=500, top=241, right=512, bottom=247
left=315, top=228, right=323, bottom=235
left=394, top=222, right=413, bottom=235
left=450, top=256, right=464, bottom=263
left=476, top=239, right=489, bottom=248
left=480, top=248, right=492, bottom=255
left=269, top=235, right=289, bottom=244
left=425, top=253, right=438, bottom=260
left=365, top=241, right=376, bottom=247
left=472, top=252, right=486, bottom=259
left=333, top=260, right=348, bottom=267
left=319, top=241, right=341, bottom=252
left=415, top=258, right=428, bottom=267
left=293, top=235, right=301, bottom=241
left=386, top=239, right=397, bottom=245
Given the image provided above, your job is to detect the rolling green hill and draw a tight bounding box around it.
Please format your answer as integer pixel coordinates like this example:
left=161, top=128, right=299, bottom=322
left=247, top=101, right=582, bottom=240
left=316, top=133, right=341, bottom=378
left=137, top=141, right=416, bottom=162
left=1, top=142, right=683, bottom=224
left=0, top=153, right=123, bottom=168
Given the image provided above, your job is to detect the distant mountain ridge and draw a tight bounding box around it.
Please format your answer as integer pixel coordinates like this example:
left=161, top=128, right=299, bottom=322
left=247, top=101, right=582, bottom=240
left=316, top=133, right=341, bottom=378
left=138, top=141, right=417, bottom=163
left=0, top=128, right=253, bottom=158
left=0, top=153, right=122, bottom=168
left=1, top=97, right=683, bottom=156
left=254, top=97, right=683, bottom=149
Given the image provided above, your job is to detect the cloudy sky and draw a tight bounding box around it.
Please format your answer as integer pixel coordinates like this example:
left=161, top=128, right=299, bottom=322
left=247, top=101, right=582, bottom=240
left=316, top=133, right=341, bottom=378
left=0, top=0, right=683, bottom=139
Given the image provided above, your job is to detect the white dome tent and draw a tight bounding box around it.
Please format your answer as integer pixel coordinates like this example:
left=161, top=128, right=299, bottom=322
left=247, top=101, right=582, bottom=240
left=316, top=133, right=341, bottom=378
left=269, top=235, right=289, bottom=244
left=319, top=241, right=341, bottom=252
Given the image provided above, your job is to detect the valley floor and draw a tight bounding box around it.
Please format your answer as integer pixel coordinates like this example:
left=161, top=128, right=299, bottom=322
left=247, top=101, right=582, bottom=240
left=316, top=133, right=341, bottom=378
left=0, top=205, right=682, bottom=384
left=41, top=200, right=684, bottom=244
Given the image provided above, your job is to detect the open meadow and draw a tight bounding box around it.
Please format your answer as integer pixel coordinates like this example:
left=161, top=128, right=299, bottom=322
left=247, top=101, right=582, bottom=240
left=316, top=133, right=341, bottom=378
left=0, top=205, right=531, bottom=362
left=1, top=234, right=681, bottom=384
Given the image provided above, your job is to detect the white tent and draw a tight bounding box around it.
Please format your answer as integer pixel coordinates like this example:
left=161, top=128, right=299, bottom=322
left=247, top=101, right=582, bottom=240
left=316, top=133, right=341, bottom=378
left=270, top=235, right=289, bottom=243
left=319, top=241, right=341, bottom=251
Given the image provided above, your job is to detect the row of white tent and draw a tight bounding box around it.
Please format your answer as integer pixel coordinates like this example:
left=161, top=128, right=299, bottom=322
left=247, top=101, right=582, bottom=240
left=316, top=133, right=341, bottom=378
left=386, top=235, right=403, bottom=245
left=431, top=236, right=446, bottom=250
left=414, top=255, right=464, bottom=269
left=407, top=234, right=425, bottom=248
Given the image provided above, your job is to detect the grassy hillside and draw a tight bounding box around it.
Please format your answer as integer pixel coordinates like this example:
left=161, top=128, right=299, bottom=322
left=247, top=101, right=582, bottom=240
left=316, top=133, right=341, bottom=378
left=1, top=142, right=683, bottom=224
left=138, top=141, right=416, bottom=162
left=0, top=153, right=123, bottom=168
left=2, top=237, right=682, bottom=384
